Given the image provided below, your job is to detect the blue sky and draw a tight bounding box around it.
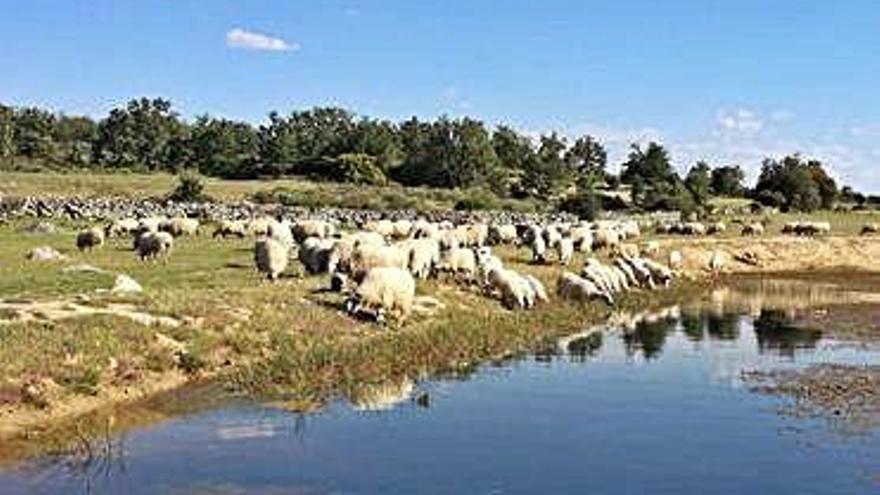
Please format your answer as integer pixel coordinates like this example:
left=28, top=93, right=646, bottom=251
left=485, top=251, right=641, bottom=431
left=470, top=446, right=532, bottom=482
left=1, top=0, right=879, bottom=190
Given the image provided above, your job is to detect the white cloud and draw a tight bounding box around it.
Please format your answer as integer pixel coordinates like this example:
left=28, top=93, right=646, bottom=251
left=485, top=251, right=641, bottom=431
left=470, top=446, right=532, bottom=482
left=850, top=124, right=880, bottom=138
left=226, top=28, right=298, bottom=52
left=715, top=108, right=764, bottom=136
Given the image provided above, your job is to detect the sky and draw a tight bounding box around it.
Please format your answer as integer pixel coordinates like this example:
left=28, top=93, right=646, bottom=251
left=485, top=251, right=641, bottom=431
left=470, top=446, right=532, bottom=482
left=1, top=0, right=878, bottom=191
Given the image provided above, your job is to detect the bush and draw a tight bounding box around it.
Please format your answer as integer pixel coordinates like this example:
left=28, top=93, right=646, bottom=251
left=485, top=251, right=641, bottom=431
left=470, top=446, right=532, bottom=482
left=454, top=188, right=501, bottom=211
left=167, top=172, right=208, bottom=202
left=294, top=153, right=388, bottom=186
left=558, top=191, right=603, bottom=220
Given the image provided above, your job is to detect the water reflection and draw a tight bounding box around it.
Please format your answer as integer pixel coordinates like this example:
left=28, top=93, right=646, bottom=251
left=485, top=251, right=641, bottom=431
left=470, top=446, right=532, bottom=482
left=754, top=309, right=823, bottom=357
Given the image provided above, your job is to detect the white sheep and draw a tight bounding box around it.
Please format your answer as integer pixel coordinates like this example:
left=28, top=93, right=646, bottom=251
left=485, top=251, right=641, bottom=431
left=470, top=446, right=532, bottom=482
left=668, top=250, right=683, bottom=270
left=437, top=247, right=478, bottom=282
left=105, top=218, right=139, bottom=238
left=569, top=226, right=594, bottom=252
left=351, top=243, right=409, bottom=274
left=557, top=271, right=613, bottom=305
left=160, top=217, right=200, bottom=237
left=531, top=235, right=547, bottom=264
left=213, top=220, right=247, bottom=238
left=292, top=219, right=335, bottom=242
left=488, top=224, right=518, bottom=245
left=485, top=267, right=533, bottom=309
left=558, top=237, right=574, bottom=266
left=254, top=237, right=289, bottom=280
left=299, top=237, right=336, bottom=274
left=398, top=238, right=441, bottom=279
left=346, top=267, right=416, bottom=324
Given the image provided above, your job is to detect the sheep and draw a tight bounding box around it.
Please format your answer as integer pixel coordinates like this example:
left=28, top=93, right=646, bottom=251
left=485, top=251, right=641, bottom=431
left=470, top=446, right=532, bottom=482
left=592, top=228, right=621, bottom=250
left=488, top=224, right=518, bottom=245
left=246, top=217, right=273, bottom=237
left=160, top=217, right=200, bottom=237
left=558, top=237, right=574, bottom=266
left=707, top=221, right=727, bottom=235
left=619, top=220, right=641, bottom=240
left=267, top=219, right=295, bottom=249
left=619, top=256, right=655, bottom=289
left=135, top=231, right=173, bottom=261
left=363, top=219, right=395, bottom=239
left=411, top=220, right=440, bottom=240
left=438, top=229, right=461, bottom=251
left=105, top=218, right=139, bottom=238
left=136, top=216, right=165, bottom=235
left=581, top=259, right=616, bottom=296
left=326, top=232, right=386, bottom=274
left=640, top=258, right=675, bottom=287
left=861, top=223, right=879, bottom=235
left=437, top=247, right=478, bottom=282
left=557, top=271, right=613, bottom=305
left=741, top=223, right=764, bottom=236
left=212, top=220, right=247, bottom=238
left=351, top=243, right=409, bottom=274
left=254, top=237, right=289, bottom=280
left=542, top=226, right=563, bottom=249
left=613, top=258, right=640, bottom=288
left=523, top=274, right=548, bottom=303
left=390, top=220, right=413, bottom=239
left=531, top=235, right=547, bottom=264
left=782, top=221, right=831, bottom=236
left=76, top=227, right=105, bottom=251
left=299, top=237, right=336, bottom=274
left=613, top=242, right=640, bottom=258
left=398, top=238, right=441, bottom=279
left=708, top=250, right=726, bottom=272
left=346, top=267, right=416, bottom=324
left=485, top=267, right=534, bottom=309
left=642, top=241, right=661, bottom=257
left=569, top=226, right=594, bottom=252
left=292, top=219, right=335, bottom=242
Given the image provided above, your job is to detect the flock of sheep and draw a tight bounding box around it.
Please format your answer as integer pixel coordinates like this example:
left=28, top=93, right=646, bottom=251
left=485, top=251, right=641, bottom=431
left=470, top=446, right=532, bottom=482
left=70, top=215, right=682, bottom=325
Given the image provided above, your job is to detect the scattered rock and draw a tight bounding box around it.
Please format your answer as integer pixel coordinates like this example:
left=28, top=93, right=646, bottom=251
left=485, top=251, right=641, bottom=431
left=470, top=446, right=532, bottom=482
left=25, top=246, right=68, bottom=262
left=111, top=274, right=143, bottom=294
left=63, top=263, right=106, bottom=273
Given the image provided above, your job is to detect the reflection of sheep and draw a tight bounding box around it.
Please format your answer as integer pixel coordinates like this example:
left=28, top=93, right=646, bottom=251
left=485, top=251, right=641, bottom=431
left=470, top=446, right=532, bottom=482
left=557, top=271, right=612, bottom=305
left=135, top=231, right=173, bottom=260
left=254, top=237, right=289, bottom=280
left=76, top=227, right=105, bottom=251
left=346, top=267, right=416, bottom=323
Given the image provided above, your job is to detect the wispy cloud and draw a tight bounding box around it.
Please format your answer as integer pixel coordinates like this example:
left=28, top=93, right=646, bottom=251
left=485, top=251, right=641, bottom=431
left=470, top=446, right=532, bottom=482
left=439, top=85, right=472, bottom=111
left=226, top=28, right=298, bottom=52
left=714, top=108, right=763, bottom=136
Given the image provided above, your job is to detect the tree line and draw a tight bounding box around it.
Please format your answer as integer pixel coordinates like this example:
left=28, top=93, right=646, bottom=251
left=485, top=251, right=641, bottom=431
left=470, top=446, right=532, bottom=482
left=0, top=97, right=867, bottom=213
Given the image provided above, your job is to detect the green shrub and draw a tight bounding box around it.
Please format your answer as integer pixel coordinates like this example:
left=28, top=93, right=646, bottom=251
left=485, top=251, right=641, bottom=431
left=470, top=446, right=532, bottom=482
left=167, top=171, right=208, bottom=202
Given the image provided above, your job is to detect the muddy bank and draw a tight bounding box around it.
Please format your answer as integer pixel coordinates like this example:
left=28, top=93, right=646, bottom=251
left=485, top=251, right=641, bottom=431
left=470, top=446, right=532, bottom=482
left=744, top=364, right=880, bottom=432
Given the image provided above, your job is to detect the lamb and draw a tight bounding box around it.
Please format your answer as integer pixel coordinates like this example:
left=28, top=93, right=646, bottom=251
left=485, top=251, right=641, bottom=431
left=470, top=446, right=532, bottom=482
left=558, top=237, right=574, bottom=266
left=212, top=220, right=247, bottom=238
left=76, top=227, right=105, bottom=251
left=160, top=217, right=200, bottom=237
left=557, top=271, right=613, bottom=305
left=346, top=267, right=416, bottom=324
left=254, top=237, right=289, bottom=280
left=135, top=231, right=173, bottom=261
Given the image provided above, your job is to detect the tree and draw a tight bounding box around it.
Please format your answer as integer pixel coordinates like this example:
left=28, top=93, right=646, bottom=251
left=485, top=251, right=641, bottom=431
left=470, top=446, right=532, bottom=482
left=620, top=142, right=680, bottom=208
left=710, top=165, right=745, bottom=197
left=0, top=105, right=14, bottom=158
left=13, top=107, right=57, bottom=159
left=94, top=97, right=186, bottom=170
left=491, top=125, right=533, bottom=171
left=684, top=161, right=712, bottom=206
left=754, top=155, right=824, bottom=212
left=806, top=159, right=838, bottom=209
left=521, top=132, right=570, bottom=197
left=54, top=115, right=98, bottom=165
left=188, top=116, right=260, bottom=178
left=565, top=135, right=607, bottom=187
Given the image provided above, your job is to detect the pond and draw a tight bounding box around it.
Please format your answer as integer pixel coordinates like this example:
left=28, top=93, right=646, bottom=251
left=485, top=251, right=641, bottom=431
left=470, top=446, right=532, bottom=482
left=2, top=284, right=879, bottom=494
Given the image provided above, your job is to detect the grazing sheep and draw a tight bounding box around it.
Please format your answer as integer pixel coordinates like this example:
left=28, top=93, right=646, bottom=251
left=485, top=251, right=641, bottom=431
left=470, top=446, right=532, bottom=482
left=542, top=226, right=563, bottom=249
left=299, top=237, right=336, bottom=274
left=246, top=217, right=273, bottom=237
left=642, top=241, right=661, bottom=257
left=707, top=222, right=727, bottom=235
left=292, top=219, right=336, bottom=242
left=160, top=217, right=200, bottom=237
left=135, top=231, right=173, bottom=261
left=326, top=232, right=386, bottom=274
left=213, top=220, right=247, bottom=239
left=411, top=220, right=440, bottom=240
left=254, top=237, right=289, bottom=280
left=558, top=237, right=574, bottom=266
left=523, top=274, right=548, bottom=303
left=76, top=227, right=105, bottom=251
left=557, top=271, right=613, bottom=305
left=531, top=235, right=547, bottom=264
left=398, top=238, right=441, bottom=279
left=619, top=220, right=641, bottom=240
left=708, top=250, right=726, bottom=272
left=741, top=223, right=764, bottom=236
left=267, top=219, right=295, bottom=249
left=488, top=224, right=518, bottom=245
left=105, top=218, right=139, bottom=238
left=861, top=223, right=879, bottom=235
left=438, top=229, right=461, bottom=251
left=569, top=226, right=594, bottom=252
left=640, top=258, right=674, bottom=287
left=351, top=243, right=409, bottom=275
left=613, top=242, right=640, bottom=258
left=136, top=217, right=165, bottom=235
left=391, top=220, right=413, bottom=239
left=485, top=267, right=533, bottom=309
left=437, top=247, right=478, bottom=282
left=346, top=267, right=416, bottom=324
left=592, top=228, right=621, bottom=250
left=363, top=219, right=395, bottom=239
